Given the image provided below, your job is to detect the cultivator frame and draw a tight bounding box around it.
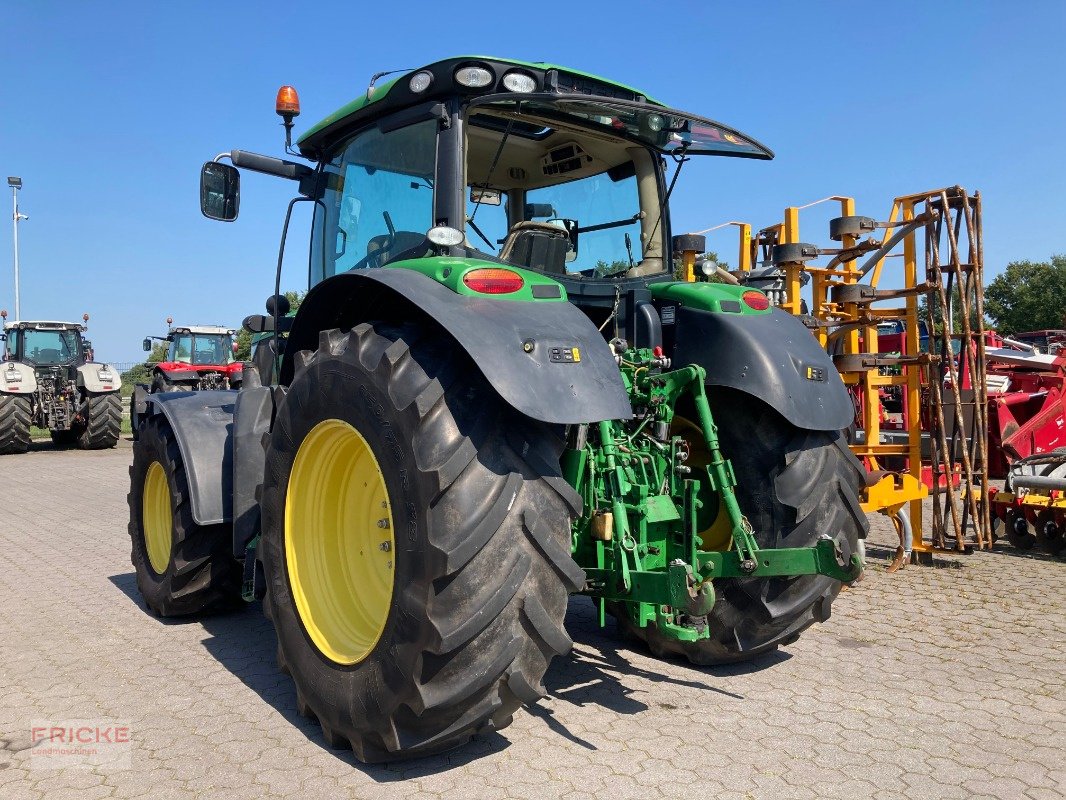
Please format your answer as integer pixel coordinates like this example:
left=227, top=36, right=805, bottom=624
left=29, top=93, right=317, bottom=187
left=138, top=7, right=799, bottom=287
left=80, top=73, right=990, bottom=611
left=688, top=186, right=993, bottom=562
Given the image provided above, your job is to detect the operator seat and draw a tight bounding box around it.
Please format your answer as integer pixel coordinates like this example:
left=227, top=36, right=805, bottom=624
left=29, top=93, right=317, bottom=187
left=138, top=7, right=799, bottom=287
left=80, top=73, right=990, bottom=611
left=500, top=222, right=570, bottom=274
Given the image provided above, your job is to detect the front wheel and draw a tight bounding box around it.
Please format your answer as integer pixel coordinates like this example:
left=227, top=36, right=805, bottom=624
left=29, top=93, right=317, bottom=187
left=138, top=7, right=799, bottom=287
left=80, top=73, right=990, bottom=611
left=127, top=417, right=242, bottom=615
left=615, top=388, right=867, bottom=664
left=260, top=322, right=583, bottom=762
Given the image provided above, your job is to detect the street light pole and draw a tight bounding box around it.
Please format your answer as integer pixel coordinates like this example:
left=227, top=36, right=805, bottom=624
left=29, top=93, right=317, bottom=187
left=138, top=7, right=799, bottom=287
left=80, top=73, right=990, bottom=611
left=7, top=176, right=27, bottom=320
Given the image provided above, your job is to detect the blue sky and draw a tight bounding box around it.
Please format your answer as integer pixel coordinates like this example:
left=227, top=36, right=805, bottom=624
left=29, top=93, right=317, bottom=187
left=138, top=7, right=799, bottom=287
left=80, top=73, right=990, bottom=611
left=1, top=1, right=1063, bottom=363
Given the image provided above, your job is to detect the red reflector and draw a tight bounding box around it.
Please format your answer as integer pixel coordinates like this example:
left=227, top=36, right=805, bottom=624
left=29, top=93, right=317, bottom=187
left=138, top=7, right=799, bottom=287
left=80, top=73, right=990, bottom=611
left=741, top=290, right=770, bottom=311
left=462, top=268, right=524, bottom=294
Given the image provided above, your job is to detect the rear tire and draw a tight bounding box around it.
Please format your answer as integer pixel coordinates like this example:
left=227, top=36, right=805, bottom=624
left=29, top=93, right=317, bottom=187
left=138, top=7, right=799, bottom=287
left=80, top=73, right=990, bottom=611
left=0, top=394, right=31, bottom=455
left=260, top=322, right=583, bottom=762
left=76, top=392, right=121, bottom=449
left=614, top=389, right=867, bottom=665
left=150, top=373, right=177, bottom=393
left=127, top=417, right=242, bottom=616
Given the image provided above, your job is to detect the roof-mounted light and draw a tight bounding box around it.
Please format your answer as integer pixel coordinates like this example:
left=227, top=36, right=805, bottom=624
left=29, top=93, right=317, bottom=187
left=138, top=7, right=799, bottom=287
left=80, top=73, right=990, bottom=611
left=408, top=70, right=434, bottom=93
left=501, top=71, right=536, bottom=93
left=455, top=65, right=493, bottom=88
left=275, top=85, right=301, bottom=118
left=276, top=85, right=301, bottom=154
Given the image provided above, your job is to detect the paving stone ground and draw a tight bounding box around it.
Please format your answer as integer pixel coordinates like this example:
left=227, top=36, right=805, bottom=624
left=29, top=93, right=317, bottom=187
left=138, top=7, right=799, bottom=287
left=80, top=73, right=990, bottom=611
left=0, top=441, right=1062, bottom=800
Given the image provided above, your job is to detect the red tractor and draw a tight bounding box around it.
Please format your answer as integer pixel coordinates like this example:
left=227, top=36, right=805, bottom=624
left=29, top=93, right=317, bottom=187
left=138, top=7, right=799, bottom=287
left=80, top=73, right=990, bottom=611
left=143, top=323, right=242, bottom=392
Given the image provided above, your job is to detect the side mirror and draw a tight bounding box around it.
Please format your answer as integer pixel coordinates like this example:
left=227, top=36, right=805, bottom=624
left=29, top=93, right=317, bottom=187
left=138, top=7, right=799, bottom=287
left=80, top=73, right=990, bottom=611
left=200, top=162, right=240, bottom=221
left=142, top=338, right=152, bottom=352
left=232, top=341, right=239, bottom=354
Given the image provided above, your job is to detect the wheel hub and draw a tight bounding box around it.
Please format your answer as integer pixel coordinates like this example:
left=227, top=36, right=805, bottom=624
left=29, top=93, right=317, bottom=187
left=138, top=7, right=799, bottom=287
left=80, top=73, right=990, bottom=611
left=285, top=418, right=396, bottom=665
left=142, top=461, right=173, bottom=575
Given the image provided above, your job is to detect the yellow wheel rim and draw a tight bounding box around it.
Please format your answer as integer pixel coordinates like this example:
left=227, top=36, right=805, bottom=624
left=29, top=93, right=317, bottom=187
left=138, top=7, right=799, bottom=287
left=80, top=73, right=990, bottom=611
left=142, top=461, right=173, bottom=575
left=285, top=418, right=395, bottom=666
left=673, top=416, right=731, bottom=551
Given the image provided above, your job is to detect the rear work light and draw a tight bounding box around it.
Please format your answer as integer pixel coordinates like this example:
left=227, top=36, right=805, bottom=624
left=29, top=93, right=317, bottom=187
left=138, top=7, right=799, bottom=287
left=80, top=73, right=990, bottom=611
left=462, top=268, right=524, bottom=294
left=741, top=290, right=770, bottom=311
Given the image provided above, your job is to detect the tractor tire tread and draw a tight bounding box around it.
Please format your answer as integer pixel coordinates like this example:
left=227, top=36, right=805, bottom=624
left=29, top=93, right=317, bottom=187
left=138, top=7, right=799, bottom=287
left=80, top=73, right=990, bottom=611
left=262, top=321, right=578, bottom=762
left=77, top=392, right=122, bottom=449
left=0, top=394, right=31, bottom=455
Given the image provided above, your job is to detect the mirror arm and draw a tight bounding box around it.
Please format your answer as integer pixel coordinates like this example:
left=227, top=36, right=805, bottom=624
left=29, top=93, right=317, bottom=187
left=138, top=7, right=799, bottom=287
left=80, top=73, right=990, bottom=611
left=230, top=150, right=314, bottom=182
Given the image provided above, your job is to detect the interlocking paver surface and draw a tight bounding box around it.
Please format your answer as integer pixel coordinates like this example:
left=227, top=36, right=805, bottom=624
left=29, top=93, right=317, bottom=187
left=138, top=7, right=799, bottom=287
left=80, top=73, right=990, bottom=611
left=1, top=441, right=1063, bottom=799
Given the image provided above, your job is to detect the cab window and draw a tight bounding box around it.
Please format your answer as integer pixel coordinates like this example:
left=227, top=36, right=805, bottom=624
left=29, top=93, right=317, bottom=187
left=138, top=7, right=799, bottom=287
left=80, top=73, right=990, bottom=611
left=310, top=117, right=438, bottom=284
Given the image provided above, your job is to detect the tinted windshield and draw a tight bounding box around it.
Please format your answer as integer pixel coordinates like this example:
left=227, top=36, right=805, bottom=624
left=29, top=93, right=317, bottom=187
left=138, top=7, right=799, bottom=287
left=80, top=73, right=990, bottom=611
left=169, top=334, right=233, bottom=365
left=21, top=329, right=81, bottom=365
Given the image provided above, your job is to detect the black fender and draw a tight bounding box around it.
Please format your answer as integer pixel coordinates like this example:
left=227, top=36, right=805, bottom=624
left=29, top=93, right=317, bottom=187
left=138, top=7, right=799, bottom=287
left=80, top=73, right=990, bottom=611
left=673, top=306, right=854, bottom=431
left=143, top=391, right=235, bottom=526
left=281, top=268, right=632, bottom=425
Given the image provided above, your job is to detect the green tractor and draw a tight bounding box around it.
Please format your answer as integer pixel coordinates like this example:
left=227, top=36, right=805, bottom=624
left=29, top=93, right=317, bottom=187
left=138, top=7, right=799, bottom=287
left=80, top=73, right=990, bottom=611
left=128, top=57, right=866, bottom=761
left=1, top=313, right=122, bottom=453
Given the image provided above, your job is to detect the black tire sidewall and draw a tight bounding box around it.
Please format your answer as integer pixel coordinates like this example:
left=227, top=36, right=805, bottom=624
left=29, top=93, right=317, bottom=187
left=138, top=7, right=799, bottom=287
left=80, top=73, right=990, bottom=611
left=260, top=345, right=435, bottom=742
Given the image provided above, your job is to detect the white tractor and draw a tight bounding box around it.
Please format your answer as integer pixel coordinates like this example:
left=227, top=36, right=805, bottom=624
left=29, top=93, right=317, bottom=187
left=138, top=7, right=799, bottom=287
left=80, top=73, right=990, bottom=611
left=0, top=313, right=123, bottom=454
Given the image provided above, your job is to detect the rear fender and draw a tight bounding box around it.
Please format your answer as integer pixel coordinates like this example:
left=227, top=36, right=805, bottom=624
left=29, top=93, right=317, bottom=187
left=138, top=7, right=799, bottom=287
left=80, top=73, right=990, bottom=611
left=231, top=382, right=276, bottom=556
left=76, top=363, right=122, bottom=393
left=672, top=306, right=854, bottom=431
left=143, top=391, right=236, bottom=526
left=0, top=362, right=37, bottom=394
left=281, top=268, right=632, bottom=425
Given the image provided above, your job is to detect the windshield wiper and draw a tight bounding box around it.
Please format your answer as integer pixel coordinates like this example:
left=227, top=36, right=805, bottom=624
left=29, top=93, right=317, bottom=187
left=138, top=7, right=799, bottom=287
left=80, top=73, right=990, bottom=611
left=575, top=212, right=642, bottom=235
left=470, top=118, right=514, bottom=224
left=466, top=216, right=496, bottom=251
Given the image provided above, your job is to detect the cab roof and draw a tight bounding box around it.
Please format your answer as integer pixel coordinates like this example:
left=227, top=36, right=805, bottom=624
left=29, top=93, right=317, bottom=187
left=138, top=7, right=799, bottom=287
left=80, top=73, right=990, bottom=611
left=4, top=320, right=86, bottom=332
left=171, top=325, right=235, bottom=336
left=297, top=56, right=664, bottom=157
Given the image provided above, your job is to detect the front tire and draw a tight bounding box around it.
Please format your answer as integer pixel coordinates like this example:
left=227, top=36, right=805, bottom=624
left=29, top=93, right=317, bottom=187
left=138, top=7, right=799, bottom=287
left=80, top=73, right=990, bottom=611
left=127, top=417, right=242, bottom=615
left=260, top=322, right=583, bottom=762
left=615, top=389, right=867, bottom=664
left=0, top=394, right=31, bottom=455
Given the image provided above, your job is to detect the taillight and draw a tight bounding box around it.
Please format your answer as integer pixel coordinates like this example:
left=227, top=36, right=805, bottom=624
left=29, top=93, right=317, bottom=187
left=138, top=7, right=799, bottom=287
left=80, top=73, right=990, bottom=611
left=462, top=268, right=524, bottom=294
left=741, top=290, right=770, bottom=311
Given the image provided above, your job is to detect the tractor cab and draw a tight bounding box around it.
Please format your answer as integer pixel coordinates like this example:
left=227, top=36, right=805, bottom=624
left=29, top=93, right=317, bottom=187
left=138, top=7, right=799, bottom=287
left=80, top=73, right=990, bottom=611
left=164, top=326, right=237, bottom=367
left=3, top=320, right=88, bottom=370
left=203, top=57, right=773, bottom=351
left=295, top=58, right=772, bottom=341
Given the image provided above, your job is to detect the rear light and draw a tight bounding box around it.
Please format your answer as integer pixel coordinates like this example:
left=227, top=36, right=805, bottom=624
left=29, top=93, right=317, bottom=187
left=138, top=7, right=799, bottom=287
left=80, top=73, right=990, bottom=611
left=741, top=290, right=770, bottom=311
left=462, top=268, right=524, bottom=294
